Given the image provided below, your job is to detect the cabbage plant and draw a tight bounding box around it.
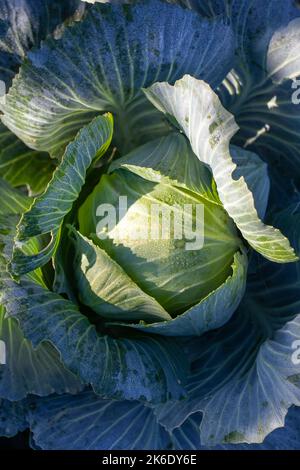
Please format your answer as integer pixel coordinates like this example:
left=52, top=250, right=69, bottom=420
left=1, top=0, right=300, bottom=450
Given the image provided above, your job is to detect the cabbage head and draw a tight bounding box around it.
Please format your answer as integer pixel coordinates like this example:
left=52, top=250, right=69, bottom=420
left=1, top=0, right=300, bottom=451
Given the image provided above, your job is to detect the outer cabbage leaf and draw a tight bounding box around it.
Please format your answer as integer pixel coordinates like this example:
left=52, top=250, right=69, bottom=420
left=104, top=136, right=274, bottom=336
left=0, top=305, right=82, bottom=401
left=28, top=390, right=171, bottom=450
left=267, top=166, right=300, bottom=217
left=1, top=0, right=234, bottom=156
left=145, top=75, right=298, bottom=263
left=171, top=412, right=203, bottom=450
left=112, top=252, right=246, bottom=336
left=216, top=0, right=300, bottom=183
left=0, top=1, right=85, bottom=196
left=0, top=215, right=83, bottom=401
left=171, top=406, right=300, bottom=450
left=230, top=145, right=270, bottom=219
left=70, top=228, right=172, bottom=322
left=1, top=112, right=187, bottom=407
left=169, top=0, right=300, bottom=51
left=0, top=177, right=31, bottom=215
left=109, top=133, right=220, bottom=205
left=79, top=133, right=241, bottom=314
left=52, top=227, right=82, bottom=302
left=82, top=0, right=125, bottom=3
left=107, top=1, right=300, bottom=183
left=154, top=202, right=300, bottom=445
left=167, top=0, right=227, bottom=16
left=9, top=114, right=113, bottom=276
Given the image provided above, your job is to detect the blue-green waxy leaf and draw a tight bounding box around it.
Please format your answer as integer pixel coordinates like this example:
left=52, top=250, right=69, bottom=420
left=145, top=75, right=298, bottom=263
left=168, top=1, right=226, bottom=16
left=0, top=305, right=83, bottom=401
left=110, top=134, right=271, bottom=219
left=79, top=133, right=241, bottom=315
left=11, top=228, right=61, bottom=278
left=230, top=145, right=270, bottom=219
left=169, top=1, right=300, bottom=184
left=1, top=0, right=234, bottom=156
left=171, top=412, right=203, bottom=450
left=16, top=114, right=113, bottom=239
left=112, top=251, right=247, bottom=336
left=171, top=406, right=300, bottom=450
left=0, top=0, right=84, bottom=89
left=0, top=181, right=45, bottom=283
left=154, top=203, right=300, bottom=445
left=28, top=390, right=171, bottom=450
left=0, top=211, right=82, bottom=402
left=0, top=271, right=188, bottom=403
left=234, top=406, right=300, bottom=450
left=215, top=0, right=300, bottom=182
left=70, top=229, right=171, bottom=322
left=9, top=114, right=113, bottom=277
left=0, top=177, right=31, bottom=215
left=267, top=17, right=300, bottom=85
left=1, top=0, right=299, bottom=449
left=0, top=1, right=84, bottom=197
left=0, top=398, right=28, bottom=438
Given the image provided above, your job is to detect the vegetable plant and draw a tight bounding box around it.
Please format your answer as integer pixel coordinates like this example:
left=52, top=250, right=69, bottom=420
left=1, top=0, right=300, bottom=450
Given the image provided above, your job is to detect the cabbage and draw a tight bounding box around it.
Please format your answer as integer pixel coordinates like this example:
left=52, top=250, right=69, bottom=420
left=1, top=0, right=300, bottom=451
